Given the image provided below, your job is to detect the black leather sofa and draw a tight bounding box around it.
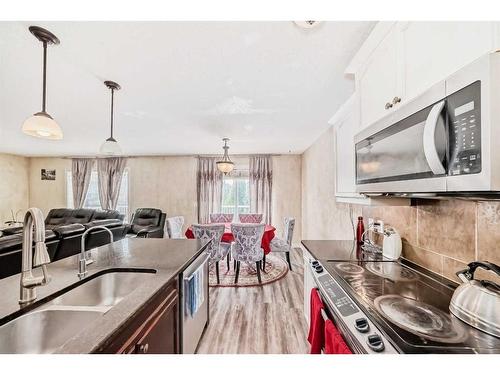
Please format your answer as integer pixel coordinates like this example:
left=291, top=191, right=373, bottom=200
left=0, top=230, right=59, bottom=279
left=127, top=208, right=166, bottom=238
left=0, top=208, right=128, bottom=279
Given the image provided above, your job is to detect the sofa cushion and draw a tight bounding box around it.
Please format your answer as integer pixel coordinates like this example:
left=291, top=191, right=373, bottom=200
left=0, top=234, right=23, bottom=255
left=44, top=230, right=58, bottom=242
left=1, top=226, right=23, bottom=236
left=66, top=209, right=95, bottom=224
left=45, top=208, right=72, bottom=226
left=52, top=223, right=86, bottom=237
left=85, top=219, right=123, bottom=229
left=92, top=209, right=120, bottom=221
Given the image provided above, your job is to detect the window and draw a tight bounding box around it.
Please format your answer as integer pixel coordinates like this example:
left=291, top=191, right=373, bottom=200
left=66, top=170, right=129, bottom=218
left=221, top=176, right=250, bottom=218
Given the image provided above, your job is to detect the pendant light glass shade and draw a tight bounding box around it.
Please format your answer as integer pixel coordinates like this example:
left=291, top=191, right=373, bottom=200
left=22, top=111, right=63, bottom=140
left=99, top=137, right=122, bottom=156
left=216, top=160, right=235, bottom=174
left=22, top=26, right=62, bottom=140
left=216, top=138, right=235, bottom=174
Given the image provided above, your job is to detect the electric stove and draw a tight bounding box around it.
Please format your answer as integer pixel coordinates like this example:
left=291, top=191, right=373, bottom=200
left=311, top=258, right=500, bottom=354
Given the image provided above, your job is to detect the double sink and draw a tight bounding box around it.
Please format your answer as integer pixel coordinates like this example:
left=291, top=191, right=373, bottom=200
left=0, top=270, right=156, bottom=354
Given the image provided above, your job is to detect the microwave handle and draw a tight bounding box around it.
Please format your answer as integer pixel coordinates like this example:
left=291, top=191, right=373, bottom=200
left=423, top=100, right=446, bottom=175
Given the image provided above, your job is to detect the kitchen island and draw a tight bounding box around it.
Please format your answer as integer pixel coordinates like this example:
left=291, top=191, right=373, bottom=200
left=0, top=237, right=210, bottom=354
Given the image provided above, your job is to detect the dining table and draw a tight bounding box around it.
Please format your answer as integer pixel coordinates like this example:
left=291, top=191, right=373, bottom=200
left=185, top=223, right=276, bottom=254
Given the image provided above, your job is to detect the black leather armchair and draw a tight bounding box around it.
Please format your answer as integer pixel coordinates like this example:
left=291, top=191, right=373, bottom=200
left=127, top=208, right=166, bottom=238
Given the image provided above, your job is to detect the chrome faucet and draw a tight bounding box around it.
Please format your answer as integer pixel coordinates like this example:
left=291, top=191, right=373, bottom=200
left=19, top=208, right=51, bottom=305
left=79, top=226, right=113, bottom=279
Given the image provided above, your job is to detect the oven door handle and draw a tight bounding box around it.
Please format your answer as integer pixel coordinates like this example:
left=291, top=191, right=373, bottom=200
left=423, top=100, right=446, bottom=175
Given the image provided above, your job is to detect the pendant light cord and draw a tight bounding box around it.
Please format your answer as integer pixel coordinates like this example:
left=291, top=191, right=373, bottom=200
left=42, top=41, right=47, bottom=113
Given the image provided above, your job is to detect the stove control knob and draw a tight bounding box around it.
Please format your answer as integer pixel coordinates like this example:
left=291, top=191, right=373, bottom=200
left=367, top=334, right=385, bottom=352
left=314, top=265, right=323, bottom=273
left=355, top=318, right=370, bottom=333
left=311, top=260, right=319, bottom=267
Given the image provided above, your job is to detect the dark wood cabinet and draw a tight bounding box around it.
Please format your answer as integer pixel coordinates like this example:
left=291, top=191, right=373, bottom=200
left=94, top=279, right=179, bottom=354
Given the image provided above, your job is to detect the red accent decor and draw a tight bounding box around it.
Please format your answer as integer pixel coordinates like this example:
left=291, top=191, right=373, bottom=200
left=185, top=223, right=276, bottom=255
left=324, top=319, right=352, bottom=354
left=307, top=288, right=325, bottom=354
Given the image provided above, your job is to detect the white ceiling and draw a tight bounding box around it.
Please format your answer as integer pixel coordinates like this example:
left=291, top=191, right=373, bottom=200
left=0, top=21, right=374, bottom=156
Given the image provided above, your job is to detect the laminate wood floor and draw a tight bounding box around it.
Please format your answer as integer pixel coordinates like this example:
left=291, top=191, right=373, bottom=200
left=196, top=248, right=309, bottom=354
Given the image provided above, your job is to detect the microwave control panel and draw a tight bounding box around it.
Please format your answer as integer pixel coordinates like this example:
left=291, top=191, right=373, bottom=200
left=447, top=81, right=481, bottom=176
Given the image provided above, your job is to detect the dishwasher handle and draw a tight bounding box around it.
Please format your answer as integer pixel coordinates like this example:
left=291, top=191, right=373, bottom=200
left=183, top=252, right=210, bottom=280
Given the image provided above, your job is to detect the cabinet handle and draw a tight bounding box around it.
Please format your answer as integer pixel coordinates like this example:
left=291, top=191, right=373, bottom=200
left=385, top=102, right=393, bottom=110
left=392, top=96, right=402, bottom=105
left=136, top=343, right=149, bottom=354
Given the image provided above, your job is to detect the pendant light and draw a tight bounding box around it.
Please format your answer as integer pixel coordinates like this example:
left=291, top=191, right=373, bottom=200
left=216, top=138, right=235, bottom=174
left=99, top=80, right=122, bottom=155
left=22, top=26, right=63, bottom=140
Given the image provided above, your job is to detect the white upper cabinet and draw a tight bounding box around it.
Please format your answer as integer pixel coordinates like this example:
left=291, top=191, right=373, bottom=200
left=400, top=22, right=495, bottom=102
left=350, top=21, right=500, bottom=132
left=358, top=26, right=401, bottom=130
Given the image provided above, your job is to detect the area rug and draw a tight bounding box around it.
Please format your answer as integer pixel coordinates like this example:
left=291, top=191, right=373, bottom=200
left=209, top=253, right=289, bottom=287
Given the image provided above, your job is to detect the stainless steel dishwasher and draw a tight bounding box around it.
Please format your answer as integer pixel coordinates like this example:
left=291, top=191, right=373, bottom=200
left=179, top=252, right=210, bottom=354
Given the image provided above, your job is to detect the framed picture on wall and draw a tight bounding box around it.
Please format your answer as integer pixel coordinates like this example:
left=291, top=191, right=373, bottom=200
left=41, top=169, right=56, bottom=181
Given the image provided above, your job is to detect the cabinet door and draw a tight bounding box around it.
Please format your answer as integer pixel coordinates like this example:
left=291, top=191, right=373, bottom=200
left=132, top=291, right=178, bottom=354
left=400, top=22, right=494, bottom=102
left=359, top=27, right=400, bottom=129
left=335, top=119, right=356, bottom=196
left=302, top=249, right=315, bottom=324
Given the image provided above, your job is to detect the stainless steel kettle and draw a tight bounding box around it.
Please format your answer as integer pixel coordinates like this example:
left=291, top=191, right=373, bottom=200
left=449, top=261, right=500, bottom=338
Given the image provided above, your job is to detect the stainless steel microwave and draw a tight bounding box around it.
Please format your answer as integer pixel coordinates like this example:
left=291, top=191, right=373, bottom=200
left=354, top=52, right=500, bottom=195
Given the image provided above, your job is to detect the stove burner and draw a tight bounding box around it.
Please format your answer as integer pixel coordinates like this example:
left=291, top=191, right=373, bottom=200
left=374, top=295, right=467, bottom=344
left=366, top=262, right=419, bottom=282
left=335, top=263, right=365, bottom=275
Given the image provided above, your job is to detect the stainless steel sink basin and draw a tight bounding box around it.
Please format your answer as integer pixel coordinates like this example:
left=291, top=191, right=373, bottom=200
left=50, top=271, right=155, bottom=307
left=0, top=271, right=156, bottom=353
left=0, top=309, right=102, bottom=353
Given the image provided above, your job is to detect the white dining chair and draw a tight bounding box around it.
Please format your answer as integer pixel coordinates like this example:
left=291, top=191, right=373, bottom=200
left=230, top=223, right=265, bottom=284
left=209, top=213, right=234, bottom=223
left=191, top=224, right=227, bottom=284
left=165, top=216, right=185, bottom=239
left=270, top=217, right=295, bottom=270
left=238, top=213, right=263, bottom=223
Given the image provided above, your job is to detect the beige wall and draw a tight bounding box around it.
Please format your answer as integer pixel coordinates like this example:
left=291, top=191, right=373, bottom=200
left=272, top=155, right=302, bottom=244
left=127, top=156, right=198, bottom=231
left=28, top=158, right=71, bottom=217
left=18, top=155, right=301, bottom=238
left=0, top=153, right=30, bottom=224
left=301, top=127, right=361, bottom=241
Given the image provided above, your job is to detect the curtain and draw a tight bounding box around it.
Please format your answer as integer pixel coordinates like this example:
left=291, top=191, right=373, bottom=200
left=97, top=157, right=127, bottom=210
left=197, top=157, right=223, bottom=223
left=249, top=155, right=272, bottom=224
left=71, top=158, right=94, bottom=209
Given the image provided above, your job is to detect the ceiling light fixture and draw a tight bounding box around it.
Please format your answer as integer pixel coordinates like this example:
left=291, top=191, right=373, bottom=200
left=216, top=138, right=234, bottom=174
left=100, top=80, right=122, bottom=156
left=22, top=26, right=63, bottom=140
left=293, top=21, right=322, bottom=29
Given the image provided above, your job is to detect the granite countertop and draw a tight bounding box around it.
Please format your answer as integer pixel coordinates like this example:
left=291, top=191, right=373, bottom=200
left=301, top=240, right=360, bottom=260
left=0, top=237, right=210, bottom=353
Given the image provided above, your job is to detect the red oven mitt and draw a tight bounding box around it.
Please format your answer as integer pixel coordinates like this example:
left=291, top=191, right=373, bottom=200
left=307, top=288, right=325, bottom=354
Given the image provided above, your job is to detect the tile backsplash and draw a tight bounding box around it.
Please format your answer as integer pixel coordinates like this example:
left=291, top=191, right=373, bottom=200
left=362, top=199, right=500, bottom=283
